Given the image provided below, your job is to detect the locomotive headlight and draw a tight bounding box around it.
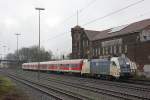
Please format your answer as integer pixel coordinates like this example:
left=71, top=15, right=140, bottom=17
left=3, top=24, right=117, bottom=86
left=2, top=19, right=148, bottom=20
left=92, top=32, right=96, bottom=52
left=126, top=62, right=129, bottom=65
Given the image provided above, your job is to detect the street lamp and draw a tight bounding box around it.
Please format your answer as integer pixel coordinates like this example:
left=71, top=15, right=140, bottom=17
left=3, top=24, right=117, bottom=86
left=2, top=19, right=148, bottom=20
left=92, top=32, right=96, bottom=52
left=35, top=7, right=45, bottom=80
left=0, top=42, right=2, bottom=60
left=3, top=45, right=6, bottom=60
left=15, top=33, right=21, bottom=64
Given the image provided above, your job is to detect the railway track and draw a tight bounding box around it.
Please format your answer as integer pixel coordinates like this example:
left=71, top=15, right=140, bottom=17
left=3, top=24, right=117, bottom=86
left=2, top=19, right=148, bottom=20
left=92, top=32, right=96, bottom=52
left=78, top=78, right=150, bottom=92
left=120, top=79, right=150, bottom=86
left=41, top=74, right=150, bottom=100
left=45, top=76, right=150, bottom=100
left=6, top=69, right=150, bottom=100
left=31, top=71, right=150, bottom=93
left=5, top=72, right=92, bottom=100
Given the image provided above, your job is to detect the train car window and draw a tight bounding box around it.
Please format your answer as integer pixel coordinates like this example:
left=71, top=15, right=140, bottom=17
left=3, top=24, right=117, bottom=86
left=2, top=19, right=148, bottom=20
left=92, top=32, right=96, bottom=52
left=96, top=62, right=99, bottom=66
left=64, top=64, right=69, bottom=67
left=57, top=64, right=59, bottom=67
left=112, top=61, right=117, bottom=66
left=71, top=64, right=77, bottom=67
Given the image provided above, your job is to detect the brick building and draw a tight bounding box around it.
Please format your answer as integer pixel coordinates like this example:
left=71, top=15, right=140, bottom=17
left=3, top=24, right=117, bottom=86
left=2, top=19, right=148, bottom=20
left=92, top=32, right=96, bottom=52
left=71, top=19, right=150, bottom=71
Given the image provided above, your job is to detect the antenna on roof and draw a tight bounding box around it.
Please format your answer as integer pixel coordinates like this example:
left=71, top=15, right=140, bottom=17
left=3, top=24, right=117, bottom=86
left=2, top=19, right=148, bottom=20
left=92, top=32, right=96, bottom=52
left=77, top=9, right=79, bottom=25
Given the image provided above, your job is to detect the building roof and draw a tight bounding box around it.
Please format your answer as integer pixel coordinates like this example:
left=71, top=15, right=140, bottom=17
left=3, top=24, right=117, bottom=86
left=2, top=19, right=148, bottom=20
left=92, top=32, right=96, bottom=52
left=84, top=18, right=150, bottom=41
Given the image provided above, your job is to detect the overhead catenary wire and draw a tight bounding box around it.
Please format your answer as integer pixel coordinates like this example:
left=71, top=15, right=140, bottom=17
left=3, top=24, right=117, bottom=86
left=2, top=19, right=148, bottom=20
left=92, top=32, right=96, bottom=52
left=83, top=0, right=145, bottom=26
left=41, top=31, right=70, bottom=43
left=47, top=10, right=150, bottom=44
left=42, top=0, right=147, bottom=48
left=54, top=0, right=98, bottom=27
left=78, top=0, right=98, bottom=13
left=47, top=12, right=150, bottom=54
left=41, top=0, right=97, bottom=44
left=116, top=11, right=150, bottom=27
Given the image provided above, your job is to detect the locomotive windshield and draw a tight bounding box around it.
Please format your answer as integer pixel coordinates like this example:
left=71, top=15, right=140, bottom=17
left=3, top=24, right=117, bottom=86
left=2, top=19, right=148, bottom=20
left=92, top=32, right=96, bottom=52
left=118, top=57, right=131, bottom=73
left=118, top=57, right=130, bottom=66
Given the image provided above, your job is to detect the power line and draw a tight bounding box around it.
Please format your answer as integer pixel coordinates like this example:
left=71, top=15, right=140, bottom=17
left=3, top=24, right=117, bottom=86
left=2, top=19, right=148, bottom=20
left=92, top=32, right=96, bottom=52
left=41, top=31, right=70, bottom=43
left=51, top=38, right=71, bottom=47
left=83, top=0, right=145, bottom=26
left=44, top=10, right=150, bottom=45
left=78, top=0, right=97, bottom=13
left=112, top=11, right=150, bottom=29
left=55, top=0, right=97, bottom=27
left=41, top=0, right=97, bottom=44
left=43, top=0, right=145, bottom=45
left=46, top=12, right=150, bottom=53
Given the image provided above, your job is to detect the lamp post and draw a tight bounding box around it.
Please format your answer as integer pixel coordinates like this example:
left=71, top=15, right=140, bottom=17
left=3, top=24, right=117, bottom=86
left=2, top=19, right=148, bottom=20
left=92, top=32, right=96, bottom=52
left=35, top=7, right=45, bottom=81
left=15, top=33, right=21, bottom=67
left=3, top=45, right=6, bottom=60
left=0, top=42, right=2, bottom=60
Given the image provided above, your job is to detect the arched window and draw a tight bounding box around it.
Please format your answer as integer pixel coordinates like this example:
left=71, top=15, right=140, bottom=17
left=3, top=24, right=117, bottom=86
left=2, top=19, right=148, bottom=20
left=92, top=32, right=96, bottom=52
left=82, top=40, right=85, bottom=47
left=105, top=47, right=107, bottom=55
left=102, top=47, right=105, bottom=55
left=110, top=46, right=113, bottom=54
left=114, top=46, right=116, bottom=54
left=119, top=45, right=122, bottom=53
left=93, top=48, right=95, bottom=56
left=99, top=47, right=101, bottom=55
left=125, top=45, right=128, bottom=53
left=86, top=40, right=89, bottom=46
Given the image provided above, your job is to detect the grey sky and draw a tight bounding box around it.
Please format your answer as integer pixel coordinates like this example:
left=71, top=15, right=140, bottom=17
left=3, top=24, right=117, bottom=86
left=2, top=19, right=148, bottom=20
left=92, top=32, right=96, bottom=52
left=0, top=0, right=150, bottom=57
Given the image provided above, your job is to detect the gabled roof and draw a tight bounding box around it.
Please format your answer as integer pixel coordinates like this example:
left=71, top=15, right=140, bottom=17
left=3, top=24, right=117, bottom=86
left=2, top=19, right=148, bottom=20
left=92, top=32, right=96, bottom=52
left=84, top=30, right=102, bottom=40
left=84, top=18, right=150, bottom=41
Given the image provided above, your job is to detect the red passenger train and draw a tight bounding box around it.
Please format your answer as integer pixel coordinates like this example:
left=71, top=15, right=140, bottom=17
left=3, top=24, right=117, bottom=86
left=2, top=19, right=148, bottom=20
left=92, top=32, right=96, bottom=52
left=22, top=57, right=135, bottom=79
left=22, top=59, right=83, bottom=73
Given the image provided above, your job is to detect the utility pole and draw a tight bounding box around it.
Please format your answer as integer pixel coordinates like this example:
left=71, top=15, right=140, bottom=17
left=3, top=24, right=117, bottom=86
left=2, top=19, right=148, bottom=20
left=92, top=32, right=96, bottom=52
left=15, top=33, right=21, bottom=68
left=77, top=10, right=79, bottom=25
left=3, top=45, right=6, bottom=60
left=0, top=42, right=2, bottom=67
left=35, top=7, right=45, bottom=81
left=0, top=42, right=2, bottom=60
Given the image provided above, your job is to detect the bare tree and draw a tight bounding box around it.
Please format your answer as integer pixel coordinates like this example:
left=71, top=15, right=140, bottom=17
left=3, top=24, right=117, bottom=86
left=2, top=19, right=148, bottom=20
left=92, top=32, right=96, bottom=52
left=6, top=45, right=53, bottom=62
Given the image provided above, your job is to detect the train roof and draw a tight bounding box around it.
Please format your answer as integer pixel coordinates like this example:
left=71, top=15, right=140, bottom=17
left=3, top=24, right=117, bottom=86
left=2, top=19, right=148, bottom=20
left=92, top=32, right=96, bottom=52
left=22, top=59, right=83, bottom=65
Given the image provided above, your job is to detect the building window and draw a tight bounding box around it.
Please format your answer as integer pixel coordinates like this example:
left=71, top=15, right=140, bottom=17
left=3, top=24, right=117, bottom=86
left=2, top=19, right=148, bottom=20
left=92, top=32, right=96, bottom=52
left=82, top=34, right=85, bottom=38
left=86, top=40, right=89, bottom=46
left=119, top=45, right=122, bottom=53
left=110, top=46, right=113, bottom=54
left=125, top=45, right=127, bottom=53
left=105, top=47, right=108, bottom=55
left=96, top=48, right=98, bottom=56
left=99, top=47, right=101, bottom=55
left=103, top=47, right=105, bottom=55
left=82, top=41, right=85, bottom=47
left=93, top=48, right=94, bottom=56
left=114, top=46, right=116, bottom=54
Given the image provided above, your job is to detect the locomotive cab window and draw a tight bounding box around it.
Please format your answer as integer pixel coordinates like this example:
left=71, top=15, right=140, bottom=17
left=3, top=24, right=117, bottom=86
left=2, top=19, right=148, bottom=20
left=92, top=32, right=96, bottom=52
left=112, top=61, right=117, bottom=67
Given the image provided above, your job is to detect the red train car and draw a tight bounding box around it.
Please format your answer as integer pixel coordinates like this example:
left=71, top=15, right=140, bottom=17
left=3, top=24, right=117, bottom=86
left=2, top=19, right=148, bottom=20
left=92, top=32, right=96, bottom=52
left=22, top=59, right=83, bottom=73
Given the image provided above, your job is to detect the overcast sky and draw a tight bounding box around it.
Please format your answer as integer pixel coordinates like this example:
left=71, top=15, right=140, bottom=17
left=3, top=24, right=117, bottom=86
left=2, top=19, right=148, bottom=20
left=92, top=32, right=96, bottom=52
left=0, top=0, right=150, bottom=57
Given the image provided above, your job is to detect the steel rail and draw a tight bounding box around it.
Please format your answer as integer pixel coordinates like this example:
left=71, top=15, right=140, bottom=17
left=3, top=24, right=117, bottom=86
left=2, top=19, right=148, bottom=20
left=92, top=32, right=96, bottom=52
left=8, top=70, right=150, bottom=100
left=6, top=72, right=92, bottom=100
left=44, top=76, right=150, bottom=100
